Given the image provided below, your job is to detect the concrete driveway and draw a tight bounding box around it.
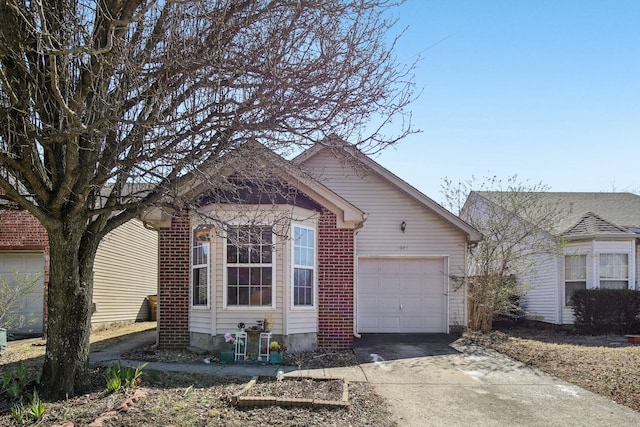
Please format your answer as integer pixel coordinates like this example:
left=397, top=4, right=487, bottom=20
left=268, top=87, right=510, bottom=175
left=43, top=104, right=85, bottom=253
left=352, top=334, right=640, bottom=427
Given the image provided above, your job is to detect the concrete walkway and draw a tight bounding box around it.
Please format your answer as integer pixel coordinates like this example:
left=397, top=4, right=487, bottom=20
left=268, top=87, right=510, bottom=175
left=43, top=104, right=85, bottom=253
left=90, top=331, right=640, bottom=427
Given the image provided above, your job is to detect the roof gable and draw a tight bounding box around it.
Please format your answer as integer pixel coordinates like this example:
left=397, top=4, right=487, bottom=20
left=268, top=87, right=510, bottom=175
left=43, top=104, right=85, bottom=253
left=561, top=212, right=635, bottom=239
left=144, top=141, right=365, bottom=229
left=294, top=138, right=481, bottom=242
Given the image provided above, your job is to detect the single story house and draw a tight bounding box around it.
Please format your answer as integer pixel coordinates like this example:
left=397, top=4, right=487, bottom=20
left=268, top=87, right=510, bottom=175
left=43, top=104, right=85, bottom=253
left=145, top=140, right=480, bottom=352
left=0, top=210, right=158, bottom=335
left=464, top=191, right=640, bottom=326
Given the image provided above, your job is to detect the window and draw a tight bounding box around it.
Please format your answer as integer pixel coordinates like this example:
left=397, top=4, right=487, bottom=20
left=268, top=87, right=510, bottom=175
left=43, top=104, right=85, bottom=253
left=564, top=255, right=586, bottom=306
left=192, top=230, right=209, bottom=306
left=599, top=253, right=629, bottom=289
left=293, top=226, right=315, bottom=306
left=226, top=226, right=273, bottom=306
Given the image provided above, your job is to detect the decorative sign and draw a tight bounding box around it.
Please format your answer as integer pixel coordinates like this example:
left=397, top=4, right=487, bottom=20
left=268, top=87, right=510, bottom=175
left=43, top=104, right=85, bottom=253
left=195, top=225, right=215, bottom=242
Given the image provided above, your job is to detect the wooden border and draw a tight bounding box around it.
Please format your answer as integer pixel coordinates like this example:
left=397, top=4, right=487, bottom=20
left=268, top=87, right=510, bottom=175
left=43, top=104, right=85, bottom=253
left=231, top=376, right=350, bottom=408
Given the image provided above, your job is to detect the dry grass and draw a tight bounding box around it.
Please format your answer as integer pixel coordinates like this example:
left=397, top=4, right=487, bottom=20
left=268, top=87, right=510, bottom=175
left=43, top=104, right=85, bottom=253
left=0, top=322, right=396, bottom=426
left=461, top=328, right=640, bottom=413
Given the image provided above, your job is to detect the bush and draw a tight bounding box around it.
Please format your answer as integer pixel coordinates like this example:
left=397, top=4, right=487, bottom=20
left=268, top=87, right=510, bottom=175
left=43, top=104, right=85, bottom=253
left=572, top=289, right=640, bottom=334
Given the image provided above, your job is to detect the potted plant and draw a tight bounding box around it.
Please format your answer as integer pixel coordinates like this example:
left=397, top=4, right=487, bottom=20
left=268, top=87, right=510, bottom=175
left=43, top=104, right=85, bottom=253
left=269, top=341, right=287, bottom=364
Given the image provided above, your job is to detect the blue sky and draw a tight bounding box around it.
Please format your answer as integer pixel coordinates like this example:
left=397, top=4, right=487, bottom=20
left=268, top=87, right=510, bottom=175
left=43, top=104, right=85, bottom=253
left=373, top=0, right=640, bottom=206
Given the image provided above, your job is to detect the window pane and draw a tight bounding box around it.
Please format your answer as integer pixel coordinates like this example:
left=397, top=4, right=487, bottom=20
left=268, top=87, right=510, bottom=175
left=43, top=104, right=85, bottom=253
left=262, top=267, right=272, bottom=285
left=261, top=243, right=272, bottom=263
left=238, top=267, right=250, bottom=285
left=228, top=267, right=238, bottom=285
left=565, top=255, right=586, bottom=280
left=227, top=245, right=237, bottom=263
left=192, top=267, right=207, bottom=305
left=227, top=286, right=237, bottom=305
left=238, top=246, right=249, bottom=263
left=238, top=286, right=249, bottom=305
left=601, top=280, right=628, bottom=290
left=294, top=268, right=313, bottom=306
left=600, top=254, right=628, bottom=279
left=262, top=287, right=272, bottom=305
left=565, top=282, right=586, bottom=306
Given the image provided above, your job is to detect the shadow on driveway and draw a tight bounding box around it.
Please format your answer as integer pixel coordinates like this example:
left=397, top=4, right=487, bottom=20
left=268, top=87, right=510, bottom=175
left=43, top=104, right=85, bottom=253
left=353, top=333, right=459, bottom=364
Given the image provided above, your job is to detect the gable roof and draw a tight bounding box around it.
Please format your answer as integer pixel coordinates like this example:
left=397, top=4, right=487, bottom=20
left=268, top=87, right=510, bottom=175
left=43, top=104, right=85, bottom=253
left=143, top=141, right=366, bottom=229
left=477, top=191, right=640, bottom=238
left=294, top=138, right=482, bottom=243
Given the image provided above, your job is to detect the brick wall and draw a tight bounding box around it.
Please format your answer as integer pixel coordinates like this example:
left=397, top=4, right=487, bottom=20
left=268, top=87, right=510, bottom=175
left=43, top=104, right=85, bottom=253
left=317, top=208, right=355, bottom=349
left=157, top=210, right=190, bottom=348
left=0, top=209, right=50, bottom=330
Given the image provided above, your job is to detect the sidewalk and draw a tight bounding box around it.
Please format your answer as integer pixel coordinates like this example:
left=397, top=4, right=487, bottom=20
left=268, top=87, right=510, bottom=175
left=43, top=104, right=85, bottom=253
left=88, top=329, right=368, bottom=381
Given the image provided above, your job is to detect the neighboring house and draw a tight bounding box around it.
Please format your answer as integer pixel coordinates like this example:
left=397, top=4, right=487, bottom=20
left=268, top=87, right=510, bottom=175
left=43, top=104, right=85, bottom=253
left=0, top=210, right=158, bottom=335
left=465, top=191, right=640, bottom=327
left=144, top=140, right=480, bottom=352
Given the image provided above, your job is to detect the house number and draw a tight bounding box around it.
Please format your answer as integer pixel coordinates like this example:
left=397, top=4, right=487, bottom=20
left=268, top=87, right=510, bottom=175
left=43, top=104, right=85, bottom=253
left=398, top=245, right=409, bottom=251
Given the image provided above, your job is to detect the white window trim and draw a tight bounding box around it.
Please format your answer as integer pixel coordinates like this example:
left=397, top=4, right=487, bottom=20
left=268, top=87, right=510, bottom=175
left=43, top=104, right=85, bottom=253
left=563, top=254, right=587, bottom=307
left=191, top=229, right=211, bottom=309
left=597, top=252, right=631, bottom=289
left=222, top=224, right=277, bottom=310
left=291, top=223, right=317, bottom=310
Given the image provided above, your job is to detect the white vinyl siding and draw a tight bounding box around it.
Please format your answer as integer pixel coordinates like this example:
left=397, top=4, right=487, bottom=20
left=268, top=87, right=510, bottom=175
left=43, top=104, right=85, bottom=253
left=93, top=219, right=158, bottom=326
left=301, top=149, right=468, bottom=330
left=517, top=250, right=559, bottom=323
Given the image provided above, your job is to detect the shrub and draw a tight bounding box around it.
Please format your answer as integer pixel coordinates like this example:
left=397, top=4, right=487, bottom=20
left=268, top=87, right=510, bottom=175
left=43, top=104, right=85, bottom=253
left=572, top=289, right=640, bottom=334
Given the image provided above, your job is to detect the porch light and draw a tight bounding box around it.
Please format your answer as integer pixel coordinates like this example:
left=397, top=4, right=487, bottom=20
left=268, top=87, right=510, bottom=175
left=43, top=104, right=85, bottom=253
left=400, top=221, right=406, bottom=233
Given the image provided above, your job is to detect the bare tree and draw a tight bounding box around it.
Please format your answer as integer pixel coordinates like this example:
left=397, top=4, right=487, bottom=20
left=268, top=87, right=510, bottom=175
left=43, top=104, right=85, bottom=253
left=441, top=175, right=564, bottom=333
left=0, top=0, right=415, bottom=397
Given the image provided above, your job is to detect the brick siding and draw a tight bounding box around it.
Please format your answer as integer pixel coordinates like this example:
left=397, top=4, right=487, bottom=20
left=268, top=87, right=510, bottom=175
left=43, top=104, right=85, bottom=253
left=157, top=210, right=190, bottom=348
left=317, top=208, right=355, bottom=349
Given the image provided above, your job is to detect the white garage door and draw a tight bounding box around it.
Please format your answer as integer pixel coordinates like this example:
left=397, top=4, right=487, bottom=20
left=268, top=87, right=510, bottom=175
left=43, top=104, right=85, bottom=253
left=358, top=257, right=447, bottom=333
left=0, top=252, right=45, bottom=335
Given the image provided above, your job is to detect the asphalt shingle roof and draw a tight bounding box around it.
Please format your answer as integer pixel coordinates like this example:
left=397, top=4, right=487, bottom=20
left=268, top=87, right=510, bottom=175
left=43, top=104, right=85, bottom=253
left=476, top=192, right=640, bottom=236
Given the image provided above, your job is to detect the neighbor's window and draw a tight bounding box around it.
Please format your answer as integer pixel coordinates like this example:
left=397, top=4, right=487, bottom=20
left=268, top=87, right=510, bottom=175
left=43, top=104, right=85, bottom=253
left=564, top=255, right=586, bottom=306
left=599, top=253, right=629, bottom=290
left=192, top=230, right=209, bottom=306
left=293, top=225, right=315, bottom=306
left=226, top=226, right=273, bottom=306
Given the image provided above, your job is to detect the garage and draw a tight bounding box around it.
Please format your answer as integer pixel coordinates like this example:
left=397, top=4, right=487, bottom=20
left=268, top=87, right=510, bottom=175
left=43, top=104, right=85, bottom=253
left=0, top=252, right=45, bottom=335
left=357, top=257, right=448, bottom=333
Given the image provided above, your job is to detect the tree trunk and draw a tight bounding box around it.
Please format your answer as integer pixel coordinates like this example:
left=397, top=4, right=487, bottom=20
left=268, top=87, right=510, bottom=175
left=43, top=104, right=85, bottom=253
left=41, top=223, right=97, bottom=399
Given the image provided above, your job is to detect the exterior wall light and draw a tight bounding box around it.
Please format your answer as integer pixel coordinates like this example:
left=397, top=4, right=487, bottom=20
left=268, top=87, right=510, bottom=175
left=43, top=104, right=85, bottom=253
left=400, top=221, right=406, bottom=233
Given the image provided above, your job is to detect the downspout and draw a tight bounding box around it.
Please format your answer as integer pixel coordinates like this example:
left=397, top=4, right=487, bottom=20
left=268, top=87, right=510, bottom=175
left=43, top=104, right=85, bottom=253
left=353, top=216, right=367, bottom=339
